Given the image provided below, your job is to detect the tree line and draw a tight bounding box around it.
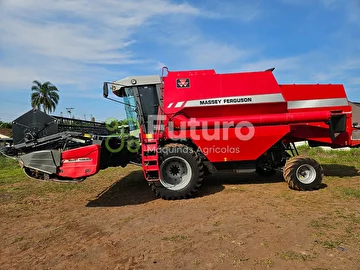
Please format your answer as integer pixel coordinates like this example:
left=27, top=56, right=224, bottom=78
left=0, top=121, right=12, bottom=129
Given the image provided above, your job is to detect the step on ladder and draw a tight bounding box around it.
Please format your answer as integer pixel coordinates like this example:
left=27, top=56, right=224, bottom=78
left=142, top=138, right=160, bottom=181
left=142, top=67, right=167, bottom=181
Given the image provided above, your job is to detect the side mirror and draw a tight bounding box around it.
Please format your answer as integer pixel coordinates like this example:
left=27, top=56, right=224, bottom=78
left=103, top=82, right=109, bottom=98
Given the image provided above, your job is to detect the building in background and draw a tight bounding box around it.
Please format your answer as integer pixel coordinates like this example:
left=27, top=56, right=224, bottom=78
left=350, top=102, right=360, bottom=140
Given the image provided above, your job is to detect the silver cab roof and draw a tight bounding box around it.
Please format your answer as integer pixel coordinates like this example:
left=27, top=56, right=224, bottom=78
left=112, top=75, right=161, bottom=96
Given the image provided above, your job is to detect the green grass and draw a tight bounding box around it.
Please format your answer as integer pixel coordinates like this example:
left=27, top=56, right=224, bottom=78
left=297, top=145, right=360, bottom=168
left=335, top=211, right=360, bottom=224
left=213, top=221, right=222, bottom=227
left=0, top=157, right=27, bottom=185
left=309, top=219, right=334, bottom=229
left=340, top=187, right=360, bottom=198
left=278, top=250, right=313, bottom=261
left=321, top=240, right=342, bottom=249
left=224, top=186, right=247, bottom=193
left=161, top=235, right=189, bottom=241
left=0, top=156, right=87, bottom=201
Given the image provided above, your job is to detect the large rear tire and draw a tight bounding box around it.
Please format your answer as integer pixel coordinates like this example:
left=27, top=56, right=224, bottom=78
left=150, top=144, right=204, bottom=200
left=283, top=156, right=323, bottom=191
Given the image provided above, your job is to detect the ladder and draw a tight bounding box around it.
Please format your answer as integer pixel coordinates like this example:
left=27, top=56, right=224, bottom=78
left=141, top=67, right=168, bottom=181
left=142, top=137, right=160, bottom=181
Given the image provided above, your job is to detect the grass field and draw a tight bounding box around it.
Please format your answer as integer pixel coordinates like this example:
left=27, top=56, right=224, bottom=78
left=1, top=147, right=359, bottom=269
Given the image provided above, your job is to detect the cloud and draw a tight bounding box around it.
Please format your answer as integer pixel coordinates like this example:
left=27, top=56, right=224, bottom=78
left=0, top=0, right=263, bottom=93
left=0, top=0, right=204, bottom=93
left=235, top=52, right=360, bottom=100
left=147, top=10, right=256, bottom=69
left=239, top=52, right=359, bottom=79
left=239, top=56, right=301, bottom=73
left=185, top=41, right=252, bottom=68
left=280, top=0, right=360, bottom=25
left=0, top=0, right=265, bottom=121
left=198, top=0, right=262, bottom=22
left=347, top=0, right=360, bottom=24
left=321, top=0, right=340, bottom=8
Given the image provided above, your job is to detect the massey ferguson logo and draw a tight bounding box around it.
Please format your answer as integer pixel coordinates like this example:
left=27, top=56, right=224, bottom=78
left=176, top=78, right=190, bottom=88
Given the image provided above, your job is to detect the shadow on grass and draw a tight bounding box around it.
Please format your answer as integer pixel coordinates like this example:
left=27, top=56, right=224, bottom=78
left=203, top=171, right=329, bottom=190
left=86, top=170, right=155, bottom=207
left=87, top=167, right=336, bottom=207
left=86, top=170, right=225, bottom=207
left=319, top=183, right=328, bottom=189
left=204, top=171, right=285, bottom=185
left=322, top=164, right=360, bottom=177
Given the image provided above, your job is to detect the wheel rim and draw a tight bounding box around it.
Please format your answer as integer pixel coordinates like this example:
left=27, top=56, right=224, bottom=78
left=160, top=156, right=192, bottom=191
left=296, top=164, right=316, bottom=184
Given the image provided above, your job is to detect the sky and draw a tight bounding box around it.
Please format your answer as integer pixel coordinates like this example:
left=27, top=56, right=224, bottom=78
left=0, top=0, right=359, bottom=122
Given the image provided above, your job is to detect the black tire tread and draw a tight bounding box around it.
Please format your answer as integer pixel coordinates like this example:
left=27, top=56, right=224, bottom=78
left=283, top=155, right=323, bottom=191
left=151, top=144, right=204, bottom=200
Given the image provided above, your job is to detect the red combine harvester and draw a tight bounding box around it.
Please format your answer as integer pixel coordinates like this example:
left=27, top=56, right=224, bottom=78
left=8, top=68, right=360, bottom=199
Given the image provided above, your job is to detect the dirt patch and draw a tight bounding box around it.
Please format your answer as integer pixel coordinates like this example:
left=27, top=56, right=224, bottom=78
left=0, top=127, right=12, bottom=137
left=1, top=165, right=360, bottom=270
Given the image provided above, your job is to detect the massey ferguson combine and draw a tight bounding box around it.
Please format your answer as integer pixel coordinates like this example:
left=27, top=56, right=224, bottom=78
left=8, top=67, right=360, bottom=199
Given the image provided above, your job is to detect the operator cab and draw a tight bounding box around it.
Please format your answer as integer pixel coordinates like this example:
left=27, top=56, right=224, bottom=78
left=103, top=75, right=162, bottom=134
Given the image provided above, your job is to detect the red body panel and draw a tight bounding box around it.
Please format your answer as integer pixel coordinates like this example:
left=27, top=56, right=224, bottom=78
left=167, top=126, right=290, bottom=162
left=171, top=111, right=332, bottom=128
left=163, top=70, right=286, bottom=118
left=58, top=144, right=101, bottom=179
left=159, top=69, right=359, bottom=163
left=280, top=84, right=355, bottom=147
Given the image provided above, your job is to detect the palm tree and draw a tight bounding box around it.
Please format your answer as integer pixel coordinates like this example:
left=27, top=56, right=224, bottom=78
left=31, top=81, right=60, bottom=114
